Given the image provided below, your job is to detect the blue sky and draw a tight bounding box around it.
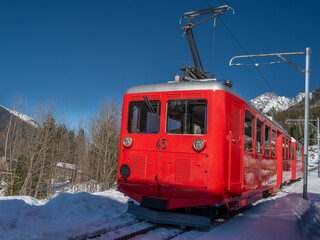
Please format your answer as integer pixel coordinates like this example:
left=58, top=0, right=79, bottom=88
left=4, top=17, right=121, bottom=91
left=0, top=0, right=319, bottom=122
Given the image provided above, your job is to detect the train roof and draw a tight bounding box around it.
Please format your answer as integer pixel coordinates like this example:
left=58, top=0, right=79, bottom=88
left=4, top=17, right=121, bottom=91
left=126, top=79, right=241, bottom=97
left=125, top=80, right=290, bottom=136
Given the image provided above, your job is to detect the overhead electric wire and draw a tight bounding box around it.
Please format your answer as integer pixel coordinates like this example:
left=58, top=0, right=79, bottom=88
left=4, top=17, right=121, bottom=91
left=204, top=0, right=274, bottom=92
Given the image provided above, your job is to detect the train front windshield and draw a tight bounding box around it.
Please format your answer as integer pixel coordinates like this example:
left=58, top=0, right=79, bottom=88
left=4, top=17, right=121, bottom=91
left=127, top=100, right=161, bottom=134
left=127, top=98, right=207, bottom=135
left=167, top=99, right=207, bottom=135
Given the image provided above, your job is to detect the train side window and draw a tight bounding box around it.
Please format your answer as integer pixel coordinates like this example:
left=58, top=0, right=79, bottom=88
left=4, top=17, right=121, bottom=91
left=289, top=141, right=292, bottom=159
left=271, top=130, right=276, bottom=156
left=244, top=110, right=254, bottom=152
left=127, top=100, right=161, bottom=134
left=166, top=99, right=207, bottom=135
left=265, top=125, right=270, bottom=156
left=291, top=146, right=294, bottom=160
left=256, top=119, right=263, bottom=154
left=286, top=139, right=289, bottom=159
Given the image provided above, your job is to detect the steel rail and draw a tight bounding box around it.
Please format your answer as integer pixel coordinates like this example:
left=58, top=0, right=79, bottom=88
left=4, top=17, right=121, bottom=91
left=113, top=224, right=161, bottom=240
left=72, top=219, right=146, bottom=240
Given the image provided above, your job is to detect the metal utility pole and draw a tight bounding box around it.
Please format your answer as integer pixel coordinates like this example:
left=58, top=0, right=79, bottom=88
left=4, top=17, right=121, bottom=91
left=317, top=118, right=320, bottom=178
left=303, top=47, right=311, bottom=199
left=230, top=47, right=311, bottom=199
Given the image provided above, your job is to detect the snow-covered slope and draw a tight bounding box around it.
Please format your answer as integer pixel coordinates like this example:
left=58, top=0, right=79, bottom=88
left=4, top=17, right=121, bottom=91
left=250, top=92, right=306, bottom=113
left=0, top=105, right=37, bottom=127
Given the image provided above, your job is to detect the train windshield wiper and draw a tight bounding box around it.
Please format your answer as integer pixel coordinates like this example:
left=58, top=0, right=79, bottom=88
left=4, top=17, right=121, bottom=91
left=143, top=96, right=157, bottom=116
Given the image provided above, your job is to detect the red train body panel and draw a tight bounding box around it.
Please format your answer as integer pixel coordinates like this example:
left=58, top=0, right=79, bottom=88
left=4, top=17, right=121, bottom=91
left=117, top=80, right=303, bottom=213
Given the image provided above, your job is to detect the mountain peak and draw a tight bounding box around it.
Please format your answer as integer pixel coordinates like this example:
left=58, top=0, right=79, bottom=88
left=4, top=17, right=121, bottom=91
left=250, top=92, right=306, bottom=113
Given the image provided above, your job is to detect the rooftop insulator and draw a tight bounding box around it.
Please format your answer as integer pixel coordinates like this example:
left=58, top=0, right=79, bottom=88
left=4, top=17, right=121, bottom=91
left=224, top=80, right=232, bottom=88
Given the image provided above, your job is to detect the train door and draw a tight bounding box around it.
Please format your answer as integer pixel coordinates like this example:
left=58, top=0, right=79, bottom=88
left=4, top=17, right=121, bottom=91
left=228, top=102, right=243, bottom=195
left=275, top=132, right=283, bottom=189
left=292, top=143, right=297, bottom=180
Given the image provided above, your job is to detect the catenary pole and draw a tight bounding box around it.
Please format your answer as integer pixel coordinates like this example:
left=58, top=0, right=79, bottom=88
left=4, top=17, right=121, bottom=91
left=317, top=118, right=320, bottom=178
left=229, top=48, right=311, bottom=199
left=303, top=47, right=311, bottom=200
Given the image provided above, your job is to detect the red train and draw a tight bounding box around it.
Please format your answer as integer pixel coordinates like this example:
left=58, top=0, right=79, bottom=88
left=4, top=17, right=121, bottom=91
left=117, top=6, right=304, bottom=228
left=117, top=80, right=304, bottom=228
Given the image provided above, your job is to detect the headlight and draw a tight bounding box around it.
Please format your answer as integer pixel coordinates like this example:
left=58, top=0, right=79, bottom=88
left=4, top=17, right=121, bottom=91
left=193, top=139, right=206, bottom=152
left=123, top=136, right=133, bottom=148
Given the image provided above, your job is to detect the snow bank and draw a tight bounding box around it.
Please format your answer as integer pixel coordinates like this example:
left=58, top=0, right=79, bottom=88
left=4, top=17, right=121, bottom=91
left=0, top=195, right=46, bottom=206
left=0, top=189, right=136, bottom=240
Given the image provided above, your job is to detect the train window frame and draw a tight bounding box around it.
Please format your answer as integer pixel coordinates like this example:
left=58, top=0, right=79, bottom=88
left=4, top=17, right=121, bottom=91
left=286, top=138, right=289, bottom=159
left=244, top=110, right=254, bottom=152
left=282, top=137, right=285, bottom=158
left=256, top=119, right=263, bottom=154
left=271, top=129, right=276, bottom=157
left=127, top=100, right=161, bottom=134
left=265, top=124, right=271, bottom=156
left=166, top=99, right=207, bottom=135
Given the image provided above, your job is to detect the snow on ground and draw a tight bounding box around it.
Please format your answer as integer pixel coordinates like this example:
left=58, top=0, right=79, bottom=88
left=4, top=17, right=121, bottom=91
left=0, top=147, right=319, bottom=239
left=0, top=189, right=137, bottom=239
left=309, top=145, right=320, bottom=169
left=197, top=172, right=320, bottom=240
left=2, top=177, right=319, bottom=240
left=53, top=180, right=104, bottom=196
left=0, top=180, right=7, bottom=196
left=0, top=176, right=319, bottom=240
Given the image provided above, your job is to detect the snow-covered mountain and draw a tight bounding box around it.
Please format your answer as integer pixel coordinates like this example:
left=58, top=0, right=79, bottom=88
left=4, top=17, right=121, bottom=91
left=0, top=105, right=37, bottom=127
left=250, top=92, right=309, bottom=113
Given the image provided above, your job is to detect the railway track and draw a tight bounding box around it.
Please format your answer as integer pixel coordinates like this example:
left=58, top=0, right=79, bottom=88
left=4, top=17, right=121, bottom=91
left=74, top=204, right=250, bottom=240
left=90, top=209, right=240, bottom=240
left=109, top=223, right=194, bottom=240
left=95, top=221, right=191, bottom=240
left=71, top=219, right=146, bottom=240
left=75, top=180, right=303, bottom=240
left=112, top=223, right=162, bottom=240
